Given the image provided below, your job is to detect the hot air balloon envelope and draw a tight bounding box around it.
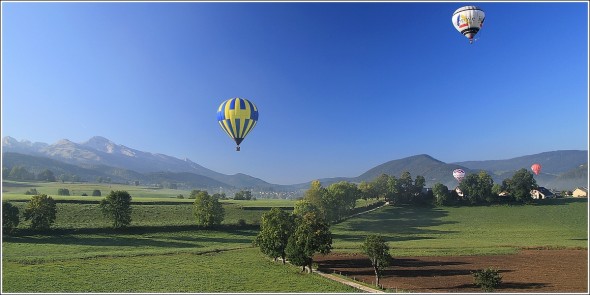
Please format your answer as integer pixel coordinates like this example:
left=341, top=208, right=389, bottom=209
left=453, top=169, right=466, bottom=183
left=217, top=97, right=258, bottom=151
left=531, top=163, right=542, bottom=175
left=452, top=6, right=485, bottom=43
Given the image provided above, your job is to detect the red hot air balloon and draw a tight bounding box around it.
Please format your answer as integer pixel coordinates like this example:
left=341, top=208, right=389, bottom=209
left=531, top=163, right=542, bottom=175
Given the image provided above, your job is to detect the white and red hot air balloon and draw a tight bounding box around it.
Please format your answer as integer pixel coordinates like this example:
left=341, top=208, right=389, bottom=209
left=453, top=169, right=466, bottom=183
left=452, top=6, right=485, bottom=44
left=531, top=163, right=542, bottom=175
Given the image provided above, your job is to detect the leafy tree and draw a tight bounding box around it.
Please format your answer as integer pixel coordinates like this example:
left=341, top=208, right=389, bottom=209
left=234, top=190, right=253, bottom=200
left=459, top=171, right=495, bottom=204
left=58, top=188, right=70, bottom=196
left=303, top=180, right=328, bottom=208
left=37, top=169, right=56, bottom=182
left=23, top=194, right=57, bottom=231
left=369, top=174, right=399, bottom=203
left=99, top=190, right=132, bottom=228
left=2, top=201, right=20, bottom=234
left=413, top=175, right=426, bottom=196
left=189, top=189, right=205, bottom=199
left=361, top=234, right=393, bottom=287
left=212, top=192, right=226, bottom=200
left=285, top=212, right=332, bottom=273
left=193, top=191, right=225, bottom=226
left=395, top=171, right=414, bottom=204
left=25, top=188, right=39, bottom=195
left=477, top=171, right=496, bottom=203
left=92, top=189, right=102, bottom=196
left=176, top=194, right=185, bottom=199
left=432, top=183, right=451, bottom=206
left=492, top=183, right=503, bottom=196
left=254, top=208, right=295, bottom=264
left=384, top=175, right=398, bottom=203
left=358, top=181, right=377, bottom=200
left=371, top=174, right=391, bottom=200
left=293, top=199, right=321, bottom=217
left=506, top=168, right=537, bottom=203
left=325, top=181, right=361, bottom=222
left=415, top=188, right=434, bottom=206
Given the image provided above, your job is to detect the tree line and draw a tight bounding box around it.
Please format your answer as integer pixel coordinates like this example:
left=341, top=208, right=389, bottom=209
left=305, top=168, right=541, bottom=209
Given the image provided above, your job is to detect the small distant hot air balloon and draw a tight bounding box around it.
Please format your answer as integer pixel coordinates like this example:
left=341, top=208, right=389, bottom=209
left=531, top=163, right=542, bottom=175
left=453, top=169, right=466, bottom=183
left=452, top=6, right=485, bottom=44
left=217, top=97, right=259, bottom=151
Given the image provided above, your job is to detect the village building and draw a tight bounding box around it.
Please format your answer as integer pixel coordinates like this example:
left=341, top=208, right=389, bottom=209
left=572, top=187, right=588, bottom=198
left=530, top=187, right=554, bottom=199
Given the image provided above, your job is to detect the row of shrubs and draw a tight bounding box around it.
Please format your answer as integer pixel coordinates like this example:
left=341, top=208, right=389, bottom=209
left=25, top=188, right=102, bottom=196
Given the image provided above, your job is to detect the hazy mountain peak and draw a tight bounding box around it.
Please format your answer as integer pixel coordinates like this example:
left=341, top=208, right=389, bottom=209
left=54, top=138, right=77, bottom=146
left=84, top=136, right=113, bottom=146
left=2, top=136, right=18, bottom=146
left=2, top=136, right=48, bottom=150
left=82, top=136, right=136, bottom=157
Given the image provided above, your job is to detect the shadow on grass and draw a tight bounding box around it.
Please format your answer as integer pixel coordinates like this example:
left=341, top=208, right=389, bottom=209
left=5, top=234, right=202, bottom=248
left=3, top=225, right=259, bottom=248
left=4, top=231, right=256, bottom=248
left=6, top=223, right=260, bottom=237
left=333, top=205, right=458, bottom=242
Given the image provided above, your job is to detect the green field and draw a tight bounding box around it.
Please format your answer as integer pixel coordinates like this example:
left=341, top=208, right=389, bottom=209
left=2, top=180, right=298, bottom=228
left=332, top=199, right=588, bottom=256
left=2, top=180, right=191, bottom=200
left=5, top=202, right=277, bottom=229
left=2, top=181, right=588, bottom=292
left=2, top=246, right=358, bottom=293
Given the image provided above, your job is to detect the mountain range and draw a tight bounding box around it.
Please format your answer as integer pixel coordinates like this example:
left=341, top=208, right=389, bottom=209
left=2, top=136, right=588, bottom=195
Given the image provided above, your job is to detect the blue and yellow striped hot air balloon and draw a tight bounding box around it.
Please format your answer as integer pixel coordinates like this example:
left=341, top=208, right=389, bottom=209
left=217, top=98, right=259, bottom=151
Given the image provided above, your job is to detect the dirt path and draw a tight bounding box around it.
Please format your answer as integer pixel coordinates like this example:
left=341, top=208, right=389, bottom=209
left=314, top=269, right=385, bottom=293
left=315, top=249, right=588, bottom=293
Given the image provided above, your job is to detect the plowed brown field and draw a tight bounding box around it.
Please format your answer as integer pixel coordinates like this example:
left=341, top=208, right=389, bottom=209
left=315, top=249, right=588, bottom=293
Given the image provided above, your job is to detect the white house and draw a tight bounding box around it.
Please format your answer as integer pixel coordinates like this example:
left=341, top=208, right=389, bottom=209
left=530, top=187, right=554, bottom=199
left=572, top=187, right=588, bottom=198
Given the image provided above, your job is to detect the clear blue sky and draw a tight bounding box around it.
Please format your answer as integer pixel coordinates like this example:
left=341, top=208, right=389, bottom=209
left=2, top=1, right=588, bottom=185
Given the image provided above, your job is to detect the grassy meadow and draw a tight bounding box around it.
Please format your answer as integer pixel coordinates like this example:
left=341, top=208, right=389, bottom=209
left=2, top=246, right=358, bottom=293
left=2, top=180, right=588, bottom=292
left=332, top=198, right=588, bottom=256
left=2, top=180, right=297, bottom=228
